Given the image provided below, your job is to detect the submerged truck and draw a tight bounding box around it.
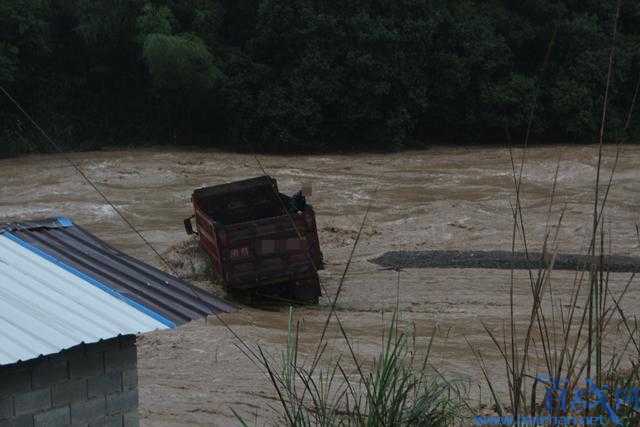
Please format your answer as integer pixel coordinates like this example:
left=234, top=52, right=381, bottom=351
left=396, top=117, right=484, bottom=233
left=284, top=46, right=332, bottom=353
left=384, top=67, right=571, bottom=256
left=184, top=176, right=323, bottom=304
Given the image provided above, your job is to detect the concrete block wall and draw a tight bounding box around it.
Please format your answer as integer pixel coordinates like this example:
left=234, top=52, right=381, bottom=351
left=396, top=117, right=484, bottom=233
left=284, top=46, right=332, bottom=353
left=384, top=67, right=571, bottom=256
left=0, top=335, right=139, bottom=427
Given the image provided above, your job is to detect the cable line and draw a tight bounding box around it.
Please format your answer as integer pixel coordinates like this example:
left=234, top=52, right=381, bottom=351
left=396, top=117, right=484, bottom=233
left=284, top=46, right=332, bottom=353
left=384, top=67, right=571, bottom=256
left=0, top=85, right=218, bottom=309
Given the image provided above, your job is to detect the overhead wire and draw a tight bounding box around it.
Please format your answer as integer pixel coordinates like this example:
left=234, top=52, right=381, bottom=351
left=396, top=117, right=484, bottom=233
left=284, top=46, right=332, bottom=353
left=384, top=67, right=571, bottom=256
left=0, top=85, right=219, bottom=313
left=0, top=84, right=379, bottom=359
left=0, top=85, right=380, bottom=382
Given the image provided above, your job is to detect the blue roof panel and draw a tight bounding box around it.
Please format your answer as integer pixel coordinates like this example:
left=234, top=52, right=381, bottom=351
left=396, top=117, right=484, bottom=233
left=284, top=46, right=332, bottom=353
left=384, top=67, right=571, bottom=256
left=0, top=218, right=234, bottom=365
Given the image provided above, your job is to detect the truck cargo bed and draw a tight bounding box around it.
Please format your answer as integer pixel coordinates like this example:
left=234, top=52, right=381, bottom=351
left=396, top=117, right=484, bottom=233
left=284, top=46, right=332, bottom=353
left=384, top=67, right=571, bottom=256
left=185, top=176, right=323, bottom=303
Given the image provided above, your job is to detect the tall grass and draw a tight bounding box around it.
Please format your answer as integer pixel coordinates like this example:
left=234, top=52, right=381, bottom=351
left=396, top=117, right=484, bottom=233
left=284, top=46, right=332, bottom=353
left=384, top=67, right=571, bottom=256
left=234, top=307, right=467, bottom=426
left=228, top=4, right=640, bottom=425
left=229, top=185, right=467, bottom=426
left=473, top=2, right=640, bottom=425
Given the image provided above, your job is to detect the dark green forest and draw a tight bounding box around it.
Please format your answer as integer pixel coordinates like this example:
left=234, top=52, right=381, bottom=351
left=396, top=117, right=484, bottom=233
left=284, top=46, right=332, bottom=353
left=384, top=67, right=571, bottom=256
left=1, top=0, right=639, bottom=155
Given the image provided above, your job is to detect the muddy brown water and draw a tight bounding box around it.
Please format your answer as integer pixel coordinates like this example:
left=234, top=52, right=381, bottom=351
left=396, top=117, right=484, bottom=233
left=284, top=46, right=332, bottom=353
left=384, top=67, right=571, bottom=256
left=1, top=145, right=640, bottom=425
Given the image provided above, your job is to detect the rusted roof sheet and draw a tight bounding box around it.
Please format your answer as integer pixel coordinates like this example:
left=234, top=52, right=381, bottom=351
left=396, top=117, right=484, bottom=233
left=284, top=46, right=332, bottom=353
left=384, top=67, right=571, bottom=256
left=0, top=217, right=234, bottom=365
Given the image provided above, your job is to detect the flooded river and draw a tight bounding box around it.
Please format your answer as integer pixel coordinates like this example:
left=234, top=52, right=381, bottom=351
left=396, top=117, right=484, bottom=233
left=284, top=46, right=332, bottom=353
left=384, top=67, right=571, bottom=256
left=1, top=145, right=639, bottom=425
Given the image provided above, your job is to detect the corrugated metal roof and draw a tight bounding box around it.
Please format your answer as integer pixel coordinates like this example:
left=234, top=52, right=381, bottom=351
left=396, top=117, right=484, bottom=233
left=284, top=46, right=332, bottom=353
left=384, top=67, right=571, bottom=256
left=0, top=217, right=234, bottom=366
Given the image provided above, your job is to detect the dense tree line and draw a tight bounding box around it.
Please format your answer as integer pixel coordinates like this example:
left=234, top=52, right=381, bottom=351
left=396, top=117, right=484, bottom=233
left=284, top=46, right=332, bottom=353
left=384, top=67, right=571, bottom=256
left=1, top=0, right=639, bottom=155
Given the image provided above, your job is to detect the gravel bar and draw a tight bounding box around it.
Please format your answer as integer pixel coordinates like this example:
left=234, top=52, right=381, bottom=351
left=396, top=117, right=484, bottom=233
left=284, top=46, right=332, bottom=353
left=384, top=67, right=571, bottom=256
left=370, top=250, right=640, bottom=273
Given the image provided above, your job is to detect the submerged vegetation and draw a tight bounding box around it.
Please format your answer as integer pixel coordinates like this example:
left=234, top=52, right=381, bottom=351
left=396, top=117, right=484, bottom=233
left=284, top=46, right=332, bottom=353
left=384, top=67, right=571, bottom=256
left=2, top=0, right=640, bottom=155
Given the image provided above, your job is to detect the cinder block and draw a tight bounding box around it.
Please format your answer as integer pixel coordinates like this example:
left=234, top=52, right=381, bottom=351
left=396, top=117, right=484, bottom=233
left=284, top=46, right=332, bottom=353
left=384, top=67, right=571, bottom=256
left=91, top=414, right=122, bottom=427
left=69, top=352, right=104, bottom=380
left=0, top=397, right=12, bottom=420
left=0, top=413, right=34, bottom=427
left=70, top=397, right=105, bottom=425
left=87, top=418, right=105, bottom=427
left=87, top=373, right=121, bottom=399
left=106, top=391, right=137, bottom=415
left=86, top=340, right=120, bottom=355
left=121, top=371, right=137, bottom=391
left=117, top=337, right=135, bottom=350
left=122, top=411, right=138, bottom=427
left=32, top=359, right=68, bottom=389
left=0, top=369, right=31, bottom=398
left=52, top=379, right=86, bottom=406
left=14, top=389, right=50, bottom=416
left=104, top=347, right=136, bottom=374
left=34, top=406, right=69, bottom=427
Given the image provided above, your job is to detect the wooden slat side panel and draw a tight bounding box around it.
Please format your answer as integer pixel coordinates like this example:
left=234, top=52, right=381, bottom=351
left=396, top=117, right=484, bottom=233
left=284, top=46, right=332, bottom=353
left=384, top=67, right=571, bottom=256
left=191, top=184, right=324, bottom=292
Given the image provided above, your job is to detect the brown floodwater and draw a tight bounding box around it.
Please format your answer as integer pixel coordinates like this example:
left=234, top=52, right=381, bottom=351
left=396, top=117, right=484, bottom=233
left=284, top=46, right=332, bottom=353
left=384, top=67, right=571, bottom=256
left=1, top=145, right=639, bottom=425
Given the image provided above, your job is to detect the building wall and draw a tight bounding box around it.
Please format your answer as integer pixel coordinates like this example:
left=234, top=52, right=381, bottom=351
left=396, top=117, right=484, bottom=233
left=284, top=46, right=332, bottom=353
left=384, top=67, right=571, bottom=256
left=0, top=335, right=139, bottom=427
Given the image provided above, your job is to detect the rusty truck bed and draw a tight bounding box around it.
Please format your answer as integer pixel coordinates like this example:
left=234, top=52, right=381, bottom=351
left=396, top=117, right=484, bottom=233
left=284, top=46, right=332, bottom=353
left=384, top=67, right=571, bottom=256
left=185, top=176, right=323, bottom=303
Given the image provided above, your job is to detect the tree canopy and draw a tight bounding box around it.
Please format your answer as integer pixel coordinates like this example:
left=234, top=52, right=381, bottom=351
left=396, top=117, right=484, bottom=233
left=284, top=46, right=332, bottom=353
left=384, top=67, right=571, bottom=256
left=1, top=0, right=639, bottom=155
